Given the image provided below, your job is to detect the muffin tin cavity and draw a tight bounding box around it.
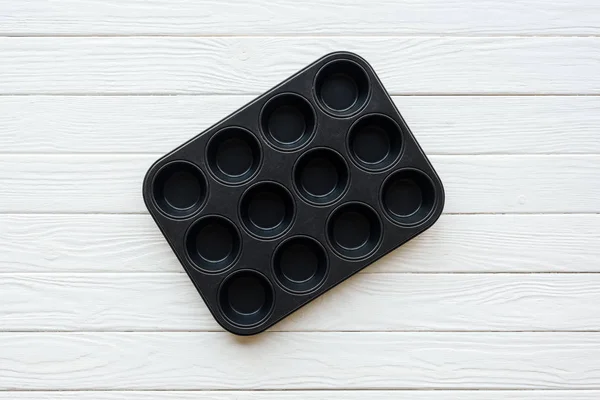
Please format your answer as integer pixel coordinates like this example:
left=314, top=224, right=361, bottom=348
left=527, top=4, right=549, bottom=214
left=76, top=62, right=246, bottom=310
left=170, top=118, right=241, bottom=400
left=293, top=148, right=349, bottom=205
left=273, top=236, right=328, bottom=294
left=240, top=182, right=295, bottom=239
left=219, top=270, right=274, bottom=327
left=260, top=93, right=316, bottom=151
left=151, top=161, right=207, bottom=219
left=348, top=114, right=403, bottom=171
left=207, top=127, right=261, bottom=185
left=327, top=203, right=383, bottom=260
left=185, top=216, right=241, bottom=273
left=143, top=52, right=445, bottom=336
left=381, top=169, right=436, bottom=226
left=315, top=59, right=370, bottom=117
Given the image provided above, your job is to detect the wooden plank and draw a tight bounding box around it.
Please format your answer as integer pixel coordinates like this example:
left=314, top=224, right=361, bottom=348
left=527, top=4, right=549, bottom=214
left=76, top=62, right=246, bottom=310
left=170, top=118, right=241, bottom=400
left=2, top=391, right=600, bottom=400
left=1, top=332, right=599, bottom=390
left=0, top=154, right=597, bottom=213
left=1, top=214, right=598, bottom=274
left=1, top=37, right=599, bottom=94
left=3, top=95, right=600, bottom=155
left=2, top=273, right=599, bottom=332
left=2, top=0, right=598, bottom=36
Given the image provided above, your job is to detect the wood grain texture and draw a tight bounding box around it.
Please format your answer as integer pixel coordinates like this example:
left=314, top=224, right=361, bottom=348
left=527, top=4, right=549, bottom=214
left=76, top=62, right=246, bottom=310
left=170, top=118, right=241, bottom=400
left=1, top=214, right=598, bottom=273
left=1, top=37, right=599, bottom=94
left=3, top=391, right=600, bottom=400
left=2, top=0, right=599, bottom=36
left=2, top=332, right=600, bottom=390
left=0, top=154, right=597, bottom=213
left=3, top=95, right=600, bottom=155
left=2, top=0, right=600, bottom=396
left=2, top=273, right=600, bottom=332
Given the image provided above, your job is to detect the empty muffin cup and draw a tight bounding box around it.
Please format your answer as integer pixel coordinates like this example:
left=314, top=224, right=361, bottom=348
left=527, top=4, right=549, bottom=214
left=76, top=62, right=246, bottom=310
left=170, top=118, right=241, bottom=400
left=348, top=114, right=403, bottom=172
left=293, top=148, right=349, bottom=205
left=381, top=169, right=436, bottom=226
left=207, top=127, right=261, bottom=185
left=260, top=93, right=316, bottom=151
left=185, top=215, right=241, bottom=273
left=151, top=161, right=208, bottom=219
left=327, top=202, right=382, bottom=260
left=240, top=182, right=295, bottom=239
left=273, top=236, right=328, bottom=294
left=219, top=270, right=274, bottom=327
left=314, top=59, right=370, bottom=117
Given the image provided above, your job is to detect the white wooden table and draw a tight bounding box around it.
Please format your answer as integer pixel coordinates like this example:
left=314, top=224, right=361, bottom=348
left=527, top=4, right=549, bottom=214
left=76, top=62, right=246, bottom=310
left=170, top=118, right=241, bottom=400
left=1, top=1, right=599, bottom=399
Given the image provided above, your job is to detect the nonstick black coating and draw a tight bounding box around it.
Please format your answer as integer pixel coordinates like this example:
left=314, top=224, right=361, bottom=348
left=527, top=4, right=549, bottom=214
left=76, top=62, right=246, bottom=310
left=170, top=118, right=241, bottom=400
left=143, top=51, right=445, bottom=335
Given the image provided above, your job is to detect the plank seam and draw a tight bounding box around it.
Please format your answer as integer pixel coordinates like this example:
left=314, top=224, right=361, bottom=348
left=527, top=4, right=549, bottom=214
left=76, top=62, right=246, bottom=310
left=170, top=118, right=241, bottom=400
left=2, top=34, right=600, bottom=38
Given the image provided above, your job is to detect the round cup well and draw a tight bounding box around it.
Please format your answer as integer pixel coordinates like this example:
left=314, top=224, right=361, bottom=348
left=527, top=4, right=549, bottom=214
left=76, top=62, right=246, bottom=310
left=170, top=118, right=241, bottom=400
left=151, top=161, right=207, bottom=219
left=348, top=114, right=403, bottom=172
left=261, top=93, right=316, bottom=151
left=293, top=148, right=349, bottom=205
left=219, top=270, right=274, bottom=327
left=185, top=215, right=241, bottom=273
left=240, top=182, right=295, bottom=239
left=327, top=202, right=382, bottom=260
left=207, top=127, right=261, bottom=185
left=381, top=169, right=436, bottom=226
left=314, top=60, right=370, bottom=117
left=273, top=236, right=328, bottom=294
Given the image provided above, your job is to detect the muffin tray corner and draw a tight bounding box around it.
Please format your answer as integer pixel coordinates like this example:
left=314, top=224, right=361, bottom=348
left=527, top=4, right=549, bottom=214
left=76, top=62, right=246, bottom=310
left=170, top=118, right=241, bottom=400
left=142, top=51, right=445, bottom=335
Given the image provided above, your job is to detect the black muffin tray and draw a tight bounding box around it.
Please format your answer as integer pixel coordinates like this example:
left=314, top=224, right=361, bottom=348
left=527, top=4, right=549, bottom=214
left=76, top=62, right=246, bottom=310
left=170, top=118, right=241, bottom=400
left=143, top=52, right=445, bottom=335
